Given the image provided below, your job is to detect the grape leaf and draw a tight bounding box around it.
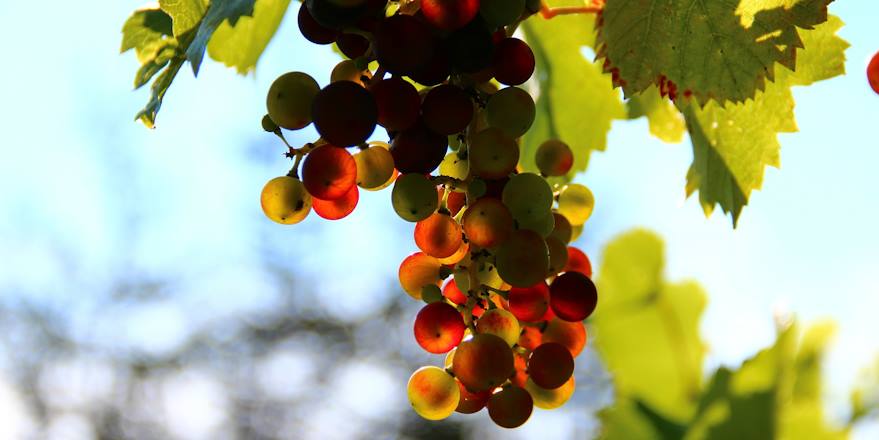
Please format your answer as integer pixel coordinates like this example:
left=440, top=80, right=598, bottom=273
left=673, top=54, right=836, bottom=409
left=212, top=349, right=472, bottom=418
left=159, top=0, right=208, bottom=37
left=594, top=229, right=707, bottom=422
left=682, top=16, right=847, bottom=225
left=521, top=14, right=625, bottom=181
left=208, top=0, right=292, bottom=74
left=626, top=86, right=685, bottom=143
left=596, top=0, right=833, bottom=104
left=184, top=0, right=256, bottom=75
left=121, top=7, right=174, bottom=60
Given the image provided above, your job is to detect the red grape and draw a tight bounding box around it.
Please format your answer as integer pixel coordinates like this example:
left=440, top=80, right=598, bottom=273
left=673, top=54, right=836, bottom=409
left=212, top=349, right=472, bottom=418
left=493, top=37, right=535, bottom=86
left=415, top=212, right=463, bottom=258
left=312, top=81, right=377, bottom=147
left=390, top=120, right=448, bottom=174
left=455, top=379, right=491, bottom=413
left=565, top=246, right=593, bottom=277
left=508, top=282, right=550, bottom=322
left=542, top=318, right=587, bottom=357
left=301, top=144, right=357, bottom=200
left=370, top=77, right=420, bottom=131
left=549, top=271, right=598, bottom=322
left=528, top=342, right=574, bottom=389
left=414, top=302, right=466, bottom=354
left=421, top=85, right=474, bottom=135
left=487, top=386, right=533, bottom=428
left=452, top=333, right=514, bottom=392
left=312, top=183, right=359, bottom=219
left=375, top=15, right=436, bottom=75
left=869, top=50, right=879, bottom=95
left=421, top=0, right=480, bottom=31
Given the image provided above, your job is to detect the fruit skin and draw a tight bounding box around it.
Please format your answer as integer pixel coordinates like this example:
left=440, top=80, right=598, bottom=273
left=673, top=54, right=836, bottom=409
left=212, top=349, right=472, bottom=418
left=869, top=51, right=879, bottom=95
left=475, top=308, right=520, bottom=346
left=311, top=81, right=378, bottom=147
left=549, top=271, right=598, bottom=322
left=301, top=144, right=357, bottom=200
left=535, top=139, right=574, bottom=176
left=528, top=342, right=574, bottom=389
left=525, top=376, right=575, bottom=410
left=421, top=0, right=480, bottom=31
left=398, top=252, right=442, bottom=299
left=414, top=302, right=466, bottom=354
left=260, top=176, right=313, bottom=225
left=407, top=366, right=461, bottom=420
left=266, top=72, right=320, bottom=130
left=452, top=333, right=514, bottom=392
left=392, top=173, right=439, bottom=222
left=487, top=386, right=533, bottom=428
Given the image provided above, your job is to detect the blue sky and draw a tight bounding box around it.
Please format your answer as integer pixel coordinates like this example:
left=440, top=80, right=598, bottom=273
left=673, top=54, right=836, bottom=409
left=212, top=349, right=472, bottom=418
left=0, top=0, right=877, bottom=438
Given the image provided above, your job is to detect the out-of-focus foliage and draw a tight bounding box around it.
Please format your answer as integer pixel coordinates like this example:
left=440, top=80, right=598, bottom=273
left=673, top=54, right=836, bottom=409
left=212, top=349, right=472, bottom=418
left=593, top=230, right=874, bottom=440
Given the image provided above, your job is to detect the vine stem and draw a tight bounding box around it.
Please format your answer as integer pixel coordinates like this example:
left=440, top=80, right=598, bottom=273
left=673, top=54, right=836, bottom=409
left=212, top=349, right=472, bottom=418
left=540, top=1, right=603, bottom=19
left=285, top=141, right=321, bottom=178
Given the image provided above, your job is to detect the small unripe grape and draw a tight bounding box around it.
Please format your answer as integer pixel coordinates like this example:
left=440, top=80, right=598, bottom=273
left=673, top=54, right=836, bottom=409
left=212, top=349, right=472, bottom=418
left=549, top=213, right=573, bottom=244
left=407, top=366, right=460, bottom=420
left=535, top=139, right=574, bottom=176
left=421, top=284, right=444, bottom=304
left=525, top=376, right=575, bottom=409
left=414, top=302, right=466, bottom=353
left=485, top=87, right=535, bottom=138
left=475, top=309, right=520, bottom=346
left=261, top=114, right=279, bottom=132
left=557, top=183, right=595, bottom=225
left=260, top=176, right=312, bottom=225
left=546, top=236, right=569, bottom=275
left=487, top=386, right=533, bottom=428
left=392, top=173, right=439, bottom=222
left=439, top=153, right=469, bottom=181
left=266, top=72, right=320, bottom=130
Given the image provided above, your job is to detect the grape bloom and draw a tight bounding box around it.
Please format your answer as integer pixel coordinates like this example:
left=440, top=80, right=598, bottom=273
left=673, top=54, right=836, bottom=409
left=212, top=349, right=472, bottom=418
left=258, top=0, right=599, bottom=428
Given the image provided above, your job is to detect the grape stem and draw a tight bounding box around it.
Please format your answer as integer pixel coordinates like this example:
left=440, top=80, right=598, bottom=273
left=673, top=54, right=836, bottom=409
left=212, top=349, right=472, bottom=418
left=285, top=141, right=320, bottom=179
left=482, top=285, right=509, bottom=299
left=540, top=1, right=603, bottom=19
left=431, top=175, right=468, bottom=191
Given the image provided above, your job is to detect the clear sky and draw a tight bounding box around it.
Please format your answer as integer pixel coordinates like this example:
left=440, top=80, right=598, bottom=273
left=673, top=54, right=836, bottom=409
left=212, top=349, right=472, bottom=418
left=0, top=0, right=877, bottom=438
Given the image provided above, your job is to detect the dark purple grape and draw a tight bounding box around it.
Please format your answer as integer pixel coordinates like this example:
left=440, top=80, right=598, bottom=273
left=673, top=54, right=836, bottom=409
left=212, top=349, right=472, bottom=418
left=391, top=120, right=448, bottom=174
left=312, top=81, right=378, bottom=147
left=375, top=15, right=436, bottom=76
left=297, top=4, right=338, bottom=45
left=421, top=85, right=474, bottom=135
left=493, top=38, right=535, bottom=86
left=337, top=33, right=369, bottom=59
left=370, top=77, right=421, bottom=131
left=444, top=17, right=494, bottom=73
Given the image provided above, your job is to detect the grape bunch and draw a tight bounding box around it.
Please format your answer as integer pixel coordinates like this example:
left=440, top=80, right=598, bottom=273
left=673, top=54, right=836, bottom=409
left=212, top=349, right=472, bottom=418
left=258, top=0, right=599, bottom=428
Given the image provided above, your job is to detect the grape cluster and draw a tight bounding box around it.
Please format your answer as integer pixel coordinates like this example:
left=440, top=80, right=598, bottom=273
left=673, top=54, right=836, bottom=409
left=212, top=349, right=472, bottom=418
left=258, top=0, right=598, bottom=428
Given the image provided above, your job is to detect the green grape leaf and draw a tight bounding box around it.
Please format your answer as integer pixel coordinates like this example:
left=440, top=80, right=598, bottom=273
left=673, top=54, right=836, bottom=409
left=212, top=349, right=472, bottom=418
left=521, top=14, right=625, bottom=181
left=626, top=86, right=685, bottom=143
left=184, top=0, right=256, bottom=75
left=596, top=0, right=833, bottom=104
left=208, top=0, right=291, bottom=74
left=682, top=16, right=847, bottom=225
left=594, top=229, right=707, bottom=422
left=159, top=0, right=208, bottom=37
left=121, top=7, right=174, bottom=60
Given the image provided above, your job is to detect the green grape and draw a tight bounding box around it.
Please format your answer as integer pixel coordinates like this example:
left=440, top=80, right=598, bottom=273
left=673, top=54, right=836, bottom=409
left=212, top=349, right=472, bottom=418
left=466, top=178, right=488, bottom=201
left=330, top=59, right=370, bottom=86
left=501, top=173, right=553, bottom=225
left=557, top=183, right=594, bottom=225
left=407, top=366, right=460, bottom=420
left=266, top=71, right=320, bottom=130
left=261, top=114, right=278, bottom=132
left=392, top=173, right=439, bottom=222
left=495, top=229, right=549, bottom=288
left=453, top=266, right=471, bottom=295
left=475, top=309, right=520, bottom=346
left=421, top=284, right=444, bottom=304
left=535, top=139, right=574, bottom=176
left=469, top=128, right=519, bottom=179
left=439, top=152, right=469, bottom=180
left=545, top=236, right=569, bottom=275
left=354, top=144, right=395, bottom=190
left=260, top=176, right=312, bottom=225
left=485, top=87, right=535, bottom=139
left=479, top=0, right=526, bottom=28
left=524, top=376, right=575, bottom=410
left=516, top=209, right=555, bottom=237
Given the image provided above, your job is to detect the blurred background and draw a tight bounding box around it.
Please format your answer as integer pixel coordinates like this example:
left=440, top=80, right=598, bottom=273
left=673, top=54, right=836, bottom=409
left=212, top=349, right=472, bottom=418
left=0, top=0, right=877, bottom=439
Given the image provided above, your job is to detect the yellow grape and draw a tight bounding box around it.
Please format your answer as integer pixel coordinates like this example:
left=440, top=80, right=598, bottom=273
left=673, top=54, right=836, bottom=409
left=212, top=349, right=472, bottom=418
left=330, top=60, right=371, bottom=86
left=407, top=366, right=460, bottom=420
left=475, top=309, right=520, bottom=346
left=557, top=183, right=594, bottom=226
left=398, top=252, right=443, bottom=299
left=265, top=71, right=320, bottom=130
left=392, top=173, right=439, bottom=222
left=260, top=176, right=312, bottom=225
left=524, top=376, right=575, bottom=409
left=439, top=152, right=469, bottom=180
left=354, top=144, right=395, bottom=190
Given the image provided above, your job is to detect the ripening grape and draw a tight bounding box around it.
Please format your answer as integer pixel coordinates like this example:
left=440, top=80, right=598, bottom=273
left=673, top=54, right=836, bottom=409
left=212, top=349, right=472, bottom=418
left=312, top=184, right=359, bottom=220
left=266, top=72, right=320, bottom=130
left=469, top=128, right=520, bottom=179
left=439, top=153, right=469, bottom=181
left=398, top=252, right=443, bottom=299
left=565, top=246, right=593, bottom=277
left=438, top=240, right=469, bottom=265
left=422, top=85, right=474, bottom=135
left=475, top=309, right=520, bottom=346
left=487, top=386, right=533, bottom=428
left=392, top=173, right=439, bottom=222
left=535, top=139, right=574, bottom=176
left=260, top=176, right=313, bottom=224
left=370, top=77, right=420, bottom=131
left=414, top=302, right=466, bottom=353
left=528, top=342, right=574, bottom=389
left=508, top=282, right=550, bottom=323
left=549, top=271, right=598, bottom=322
left=542, top=318, right=586, bottom=357
left=518, top=325, right=543, bottom=351
left=336, top=32, right=369, bottom=59
left=502, top=172, right=554, bottom=224
left=421, top=0, right=479, bottom=30
left=415, top=212, right=463, bottom=258
left=461, top=197, right=513, bottom=248
left=445, top=189, right=467, bottom=216
left=445, top=17, right=495, bottom=73
left=301, top=144, right=357, bottom=200
left=330, top=59, right=370, bottom=86
left=525, top=376, right=575, bottom=410
left=391, top=120, right=448, bottom=174
left=354, top=144, right=395, bottom=190
left=511, top=351, right=529, bottom=387
left=546, top=236, right=569, bottom=275
left=869, top=51, right=879, bottom=94
left=375, top=14, right=435, bottom=75
left=297, top=4, right=337, bottom=45
left=495, top=229, right=550, bottom=288
left=452, top=333, right=514, bottom=392
left=517, top=210, right=555, bottom=237
left=407, top=366, right=461, bottom=420
left=557, top=183, right=595, bottom=225
left=479, top=0, right=525, bottom=28
left=485, top=87, right=536, bottom=139
left=493, top=38, right=535, bottom=86
left=549, top=213, right=573, bottom=244
left=456, top=379, right=492, bottom=414
left=311, top=81, right=377, bottom=147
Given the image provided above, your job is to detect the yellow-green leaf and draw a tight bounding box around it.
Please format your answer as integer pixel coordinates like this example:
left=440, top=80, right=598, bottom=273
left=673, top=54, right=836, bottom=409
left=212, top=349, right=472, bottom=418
left=627, top=86, right=685, bottom=143
left=208, top=0, right=292, bottom=74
